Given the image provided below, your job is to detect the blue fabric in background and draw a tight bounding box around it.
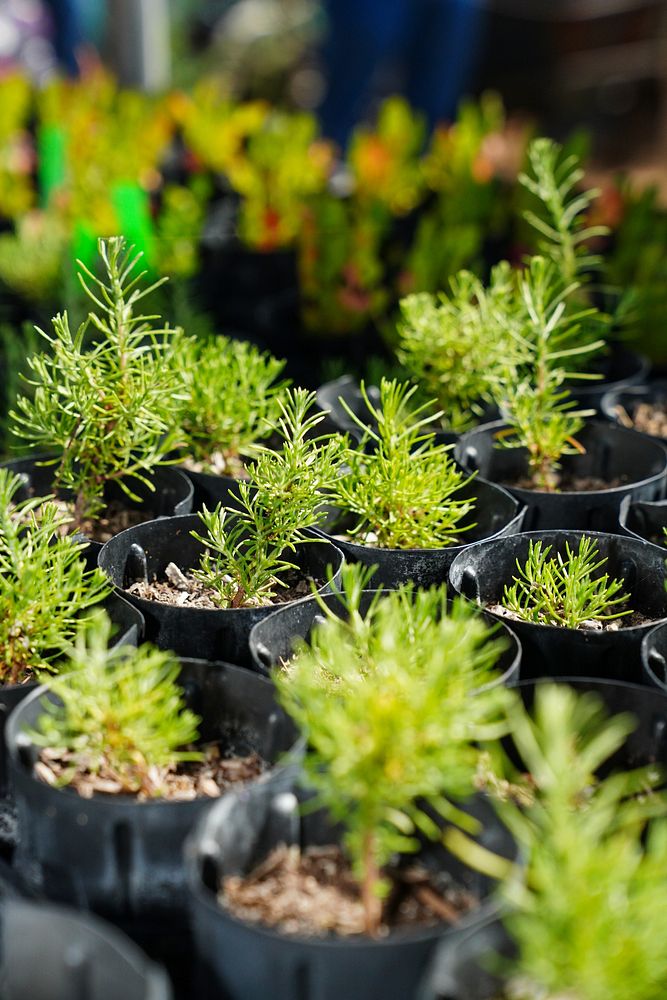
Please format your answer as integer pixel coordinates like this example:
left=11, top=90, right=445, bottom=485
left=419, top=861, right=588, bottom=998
left=320, top=0, right=483, bottom=147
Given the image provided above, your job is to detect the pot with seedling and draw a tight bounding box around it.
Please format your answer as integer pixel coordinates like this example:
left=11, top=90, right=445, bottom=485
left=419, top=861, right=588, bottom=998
left=602, top=381, right=667, bottom=443
left=186, top=570, right=519, bottom=1000
left=169, top=331, right=292, bottom=510
left=315, top=379, right=523, bottom=588
left=618, top=494, right=667, bottom=550
left=0, top=468, right=143, bottom=811
left=6, top=237, right=193, bottom=562
left=99, top=389, right=345, bottom=666
left=450, top=530, right=667, bottom=682
left=422, top=681, right=667, bottom=1000
left=249, top=563, right=521, bottom=687
left=7, top=611, right=299, bottom=931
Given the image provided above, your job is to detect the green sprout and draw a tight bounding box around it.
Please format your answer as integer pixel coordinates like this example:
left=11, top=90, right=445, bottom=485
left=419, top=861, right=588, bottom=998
left=172, top=331, right=290, bottom=476
left=28, top=612, right=201, bottom=798
left=330, top=378, right=476, bottom=549
left=11, top=237, right=185, bottom=528
left=0, top=469, right=112, bottom=685
left=191, top=388, right=347, bottom=608
left=276, top=570, right=515, bottom=934
left=502, top=537, right=632, bottom=629
left=486, top=684, right=667, bottom=1000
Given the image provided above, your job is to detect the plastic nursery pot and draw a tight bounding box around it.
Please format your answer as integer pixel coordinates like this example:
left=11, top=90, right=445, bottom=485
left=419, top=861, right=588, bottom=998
left=7, top=659, right=299, bottom=926
left=618, top=493, right=667, bottom=549
left=314, top=478, right=525, bottom=589
left=1, top=454, right=194, bottom=568
left=98, top=516, right=344, bottom=668
left=641, top=622, right=667, bottom=692
left=565, top=345, right=649, bottom=413
left=178, top=465, right=243, bottom=514
left=315, top=376, right=382, bottom=436
left=449, top=530, right=667, bottom=684
left=0, top=897, right=172, bottom=1000
left=185, top=769, right=518, bottom=1000
left=455, top=420, right=667, bottom=532
left=601, top=381, right=667, bottom=443
left=0, top=592, right=144, bottom=816
left=248, top=590, right=522, bottom=687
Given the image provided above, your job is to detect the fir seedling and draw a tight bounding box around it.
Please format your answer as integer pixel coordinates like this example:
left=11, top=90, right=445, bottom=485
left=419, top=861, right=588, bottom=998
left=28, top=612, right=201, bottom=798
left=330, top=378, right=476, bottom=549
left=0, top=468, right=112, bottom=685
left=486, top=684, right=667, bottom=1000
left=396, top=263, right=516, bottom=432
left=191, top=388, right=347, bottom=608
left=172, top=331, right=290, bottom=476
left=276, top=581, right=515, bottom=934
left=11, top=237, right=185, bottom=528
left=494, top=256, right=604, bottom=491
left=502, top=536, right=632, bottom=629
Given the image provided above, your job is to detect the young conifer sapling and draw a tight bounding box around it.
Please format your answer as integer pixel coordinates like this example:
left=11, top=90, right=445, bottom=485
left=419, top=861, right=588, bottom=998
left=11, top=237, right=185, bottom=529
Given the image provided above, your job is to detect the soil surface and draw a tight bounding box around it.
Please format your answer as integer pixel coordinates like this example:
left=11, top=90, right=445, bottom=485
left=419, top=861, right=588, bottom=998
left=615, top=402, right=667, bottom=438
left=487, top=602, right=652, bottom=631
left=49, top=498, right=154, bottom=543
left=508, top=474, right=625, bottom=493
left=35, top=743, right=265, bottom=801
left=127, top=564, right=318, bottom=610
left=181, top=450, right=249, bottom=479
left=221, top=844, right=477, bottom=938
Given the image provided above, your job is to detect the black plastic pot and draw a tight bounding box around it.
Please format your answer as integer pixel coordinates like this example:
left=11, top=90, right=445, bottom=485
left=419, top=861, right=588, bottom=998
left=456, top=420, right=667, bottom=531
left=1, top=455, right=194, bottom=567
left=0, top=593, right=144, bottom=815
left=566, top=346, right=649, bottom=412
left=185, top=769, right=517, bottom=1000
left=618, top=494, right=667, bottom=550
left=178, top=465, right=243, bottom=513
left=0, top=896, right=172, bottom=1000
left=8, top=659, right=299, bottom=925
left=248, top=590, right=522, bottom=688
left=419, top=674, right=667, bottom=1000
left=98, top=516, right=344, bottom=668
left=449, top=530, right=667, bottom=683
left=314, top=478, right=524, bottom=589
left=601, top=381, right=667, bottom=443
left=641, top=622, right=667, bottom=692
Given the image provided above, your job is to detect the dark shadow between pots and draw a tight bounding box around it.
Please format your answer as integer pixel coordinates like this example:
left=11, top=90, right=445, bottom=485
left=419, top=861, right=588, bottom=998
left=455, top=420, right=667, bottom=531
left=449, top=530, right=667, bottom=683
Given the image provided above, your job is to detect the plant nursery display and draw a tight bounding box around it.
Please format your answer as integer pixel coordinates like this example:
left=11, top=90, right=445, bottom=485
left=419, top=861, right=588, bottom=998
left=8, top=237, right=192, bottom=540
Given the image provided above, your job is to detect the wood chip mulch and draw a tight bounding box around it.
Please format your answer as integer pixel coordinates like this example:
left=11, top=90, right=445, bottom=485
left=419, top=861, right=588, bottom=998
left=127, top=563, right=316, bottom=610
left=616, top=402, right=667, bottom=439
left=35, top=744, right=265, bottom=801
left=221, top=844, right=477, bottom=938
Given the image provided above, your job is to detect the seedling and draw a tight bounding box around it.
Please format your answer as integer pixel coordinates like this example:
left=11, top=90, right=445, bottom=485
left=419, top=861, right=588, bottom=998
left=275, top=571, right=515, bottom=935
left=28, top=612, right=201, bottom=798
left=502, top=537, right=632, bottom=629
left=11, top=237, right=185, bottom=528
left=172, top=331, right=290, bottom=476
left=397, top=263, right=516, bottom=432
left=0, top=469, right=111, bottom=685
left=191, top=388, right=347, bottom=608
left=485, top=684, right=667, bottom=1000
left=330, top=378, right=476, bottom=549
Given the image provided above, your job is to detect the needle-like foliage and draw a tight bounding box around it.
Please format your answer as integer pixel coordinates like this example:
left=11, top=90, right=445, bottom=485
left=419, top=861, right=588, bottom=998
left=330, top=378, right=476, bottom=549
left=486, top=684, right=667, bottom=1000
left=11, top=237, right=186, bottom=527
left=276, top=564, right=515, bottom=934
left=0, top=468, right=112, bottom=686
left=28, top=612, right=201, bottom=798
left=172, top=331, right=290, bottom=475
left=191, top=388, right=347, bottom=608
left=396, top=263, right=516, bottom=432
left=502, top=537, right=632, bottom=629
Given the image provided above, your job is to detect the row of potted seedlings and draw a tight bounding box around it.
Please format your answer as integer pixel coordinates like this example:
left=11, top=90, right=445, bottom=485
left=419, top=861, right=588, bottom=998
left=3, top=140, right=667, bottom=997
